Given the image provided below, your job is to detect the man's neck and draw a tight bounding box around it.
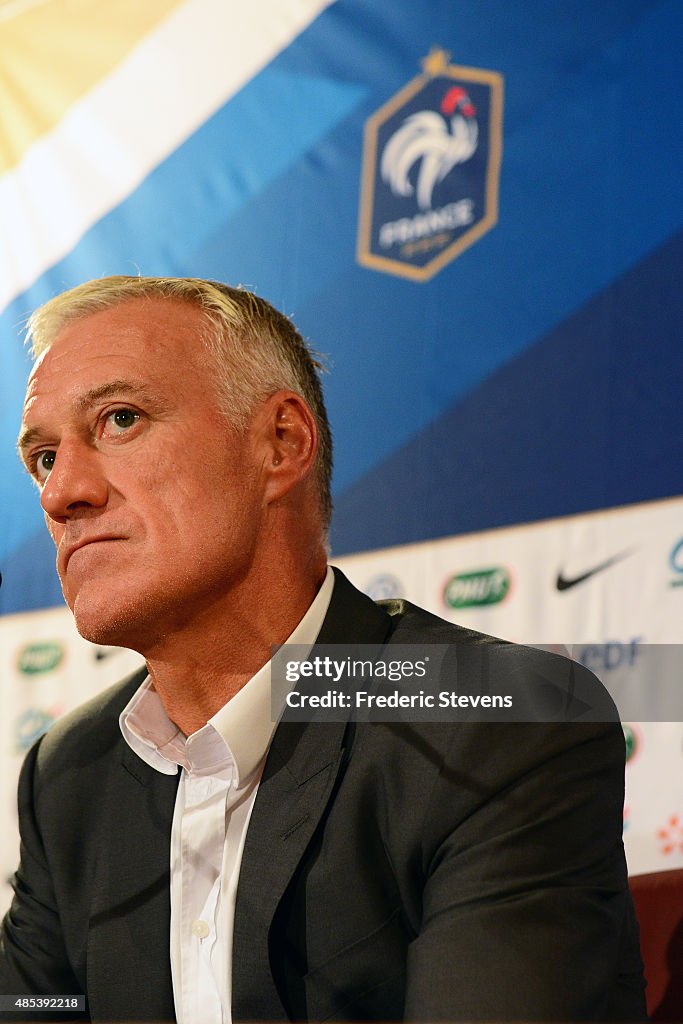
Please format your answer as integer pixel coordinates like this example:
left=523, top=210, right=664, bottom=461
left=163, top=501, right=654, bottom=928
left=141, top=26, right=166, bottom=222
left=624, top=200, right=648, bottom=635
left=142, top=562, right=328, bottom=736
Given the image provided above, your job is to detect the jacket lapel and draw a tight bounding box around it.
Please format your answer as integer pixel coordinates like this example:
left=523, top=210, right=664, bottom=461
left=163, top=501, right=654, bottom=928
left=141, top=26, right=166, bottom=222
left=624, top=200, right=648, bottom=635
left=232, top=719, right=349, bottom=1021
left=232, top=569, right=394, bottom=1021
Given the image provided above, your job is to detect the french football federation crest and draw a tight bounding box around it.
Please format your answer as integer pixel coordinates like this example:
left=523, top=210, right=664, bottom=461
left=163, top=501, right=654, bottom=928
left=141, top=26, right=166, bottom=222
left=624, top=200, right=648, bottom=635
left=357, top=48, right=503, bottom=282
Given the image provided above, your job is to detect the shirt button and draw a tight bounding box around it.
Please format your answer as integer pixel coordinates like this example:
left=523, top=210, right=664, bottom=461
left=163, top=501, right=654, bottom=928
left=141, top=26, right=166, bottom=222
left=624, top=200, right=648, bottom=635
left=191, top=919, right=210, bottom=939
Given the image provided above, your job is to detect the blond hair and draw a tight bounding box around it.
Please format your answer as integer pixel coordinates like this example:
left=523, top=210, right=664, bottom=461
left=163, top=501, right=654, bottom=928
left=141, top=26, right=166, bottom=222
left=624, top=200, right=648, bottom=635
left=26, top=276, right=333, bottom=527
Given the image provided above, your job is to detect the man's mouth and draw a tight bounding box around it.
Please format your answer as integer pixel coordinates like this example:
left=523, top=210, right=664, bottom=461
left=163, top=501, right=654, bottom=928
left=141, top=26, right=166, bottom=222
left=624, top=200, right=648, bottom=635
left=62, top=536, right=123, bottom=571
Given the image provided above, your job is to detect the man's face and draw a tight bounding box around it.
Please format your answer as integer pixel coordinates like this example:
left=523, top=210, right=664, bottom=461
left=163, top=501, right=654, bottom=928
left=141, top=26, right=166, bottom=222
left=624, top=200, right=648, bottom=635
left=19, top=296, right=266, bottom=650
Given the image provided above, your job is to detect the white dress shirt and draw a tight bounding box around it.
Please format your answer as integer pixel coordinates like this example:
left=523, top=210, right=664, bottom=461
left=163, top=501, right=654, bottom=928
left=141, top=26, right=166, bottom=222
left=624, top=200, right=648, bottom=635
left=119, top=567, right=335, bottom=1024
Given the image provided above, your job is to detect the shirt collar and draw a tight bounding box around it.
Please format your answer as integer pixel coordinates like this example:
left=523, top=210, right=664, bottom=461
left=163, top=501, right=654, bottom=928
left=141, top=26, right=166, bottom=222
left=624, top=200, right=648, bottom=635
left=120, top=567, right=335, bottom=784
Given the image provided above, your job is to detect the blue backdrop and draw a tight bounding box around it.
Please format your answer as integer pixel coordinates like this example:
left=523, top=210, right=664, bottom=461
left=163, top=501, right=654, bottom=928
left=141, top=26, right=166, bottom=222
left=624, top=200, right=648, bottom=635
left=1, top=0, right=681, bottom=613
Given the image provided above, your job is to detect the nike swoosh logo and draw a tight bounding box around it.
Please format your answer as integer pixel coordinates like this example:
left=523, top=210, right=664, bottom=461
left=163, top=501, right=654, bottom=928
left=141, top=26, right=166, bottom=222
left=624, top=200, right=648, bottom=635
left=556, top=549, right=634, bottom=592
left=94, top=647, right=119, bottom=661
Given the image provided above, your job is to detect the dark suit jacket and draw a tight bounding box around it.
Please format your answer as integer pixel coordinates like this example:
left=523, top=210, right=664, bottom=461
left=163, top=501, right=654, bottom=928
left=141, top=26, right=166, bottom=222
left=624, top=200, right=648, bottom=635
left=0, top=569, right=647, bottom=1022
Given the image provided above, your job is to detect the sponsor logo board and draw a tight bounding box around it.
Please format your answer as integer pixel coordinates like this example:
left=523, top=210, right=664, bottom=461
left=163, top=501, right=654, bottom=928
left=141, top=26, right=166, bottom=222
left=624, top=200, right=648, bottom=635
left=16, top=641, right=65, bottom=676
left=623, top=724, right=640, bottom=763
left=657, top=814, right=683, bottom=856
left=669, top=537, right=683, bottom=587
left=13, top=706, right=62, bottom=753
left=555, top=549, right=634, bottom=592
left=575, top=637, right=644, bottom=673
left=364, top=574, right=404, bottom=601
left=93, top=646, right=122, bottom=662
left=444, top=567, right=510, bottom=609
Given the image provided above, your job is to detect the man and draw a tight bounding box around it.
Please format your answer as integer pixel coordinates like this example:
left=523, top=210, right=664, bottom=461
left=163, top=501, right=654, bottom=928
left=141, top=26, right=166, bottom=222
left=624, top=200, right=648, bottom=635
left=2, top=276, right=646, bottom=1022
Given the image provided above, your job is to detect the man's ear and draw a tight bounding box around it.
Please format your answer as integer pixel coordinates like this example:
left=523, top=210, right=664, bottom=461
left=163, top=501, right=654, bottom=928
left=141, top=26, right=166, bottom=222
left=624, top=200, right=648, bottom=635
left=257, top=391, right=318, bottom=504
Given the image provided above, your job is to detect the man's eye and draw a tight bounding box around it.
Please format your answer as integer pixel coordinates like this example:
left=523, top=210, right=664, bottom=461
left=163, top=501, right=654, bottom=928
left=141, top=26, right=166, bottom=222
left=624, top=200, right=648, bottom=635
left=106, top=408, right=140, bottom=433
left=35, top=451, right=56, bottom=481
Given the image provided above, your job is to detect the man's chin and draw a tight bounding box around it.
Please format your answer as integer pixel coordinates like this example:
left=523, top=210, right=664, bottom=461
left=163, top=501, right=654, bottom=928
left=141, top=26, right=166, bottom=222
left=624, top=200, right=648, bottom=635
left=70, top=593, right=148, bottom=652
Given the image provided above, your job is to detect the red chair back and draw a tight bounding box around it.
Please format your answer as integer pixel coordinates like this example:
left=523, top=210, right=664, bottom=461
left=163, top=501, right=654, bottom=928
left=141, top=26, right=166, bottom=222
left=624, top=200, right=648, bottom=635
left=630, top=868, right=683, bottom=1021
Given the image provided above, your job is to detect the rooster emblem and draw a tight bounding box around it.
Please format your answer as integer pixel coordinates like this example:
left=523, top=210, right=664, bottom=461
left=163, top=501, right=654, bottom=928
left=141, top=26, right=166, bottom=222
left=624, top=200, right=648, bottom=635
left=380, top=86, right=478, bottom=211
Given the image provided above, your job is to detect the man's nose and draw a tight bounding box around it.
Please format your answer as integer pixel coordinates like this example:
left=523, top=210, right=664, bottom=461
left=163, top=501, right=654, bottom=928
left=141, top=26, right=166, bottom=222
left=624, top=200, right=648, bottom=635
left=40, top=442, right=109, bottom=521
